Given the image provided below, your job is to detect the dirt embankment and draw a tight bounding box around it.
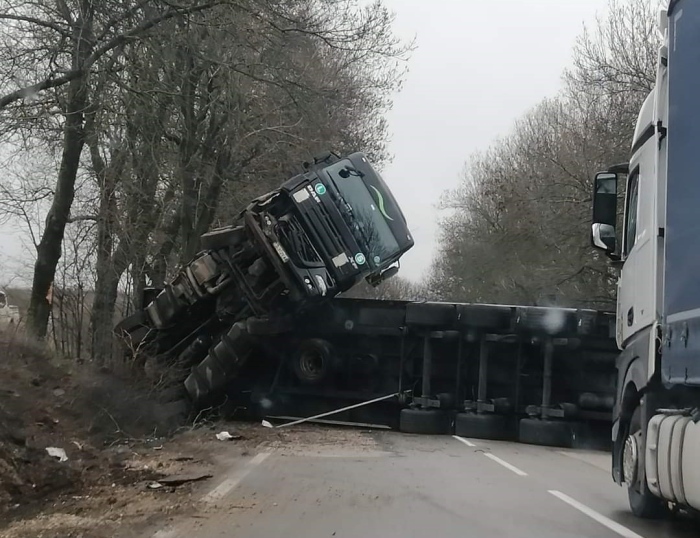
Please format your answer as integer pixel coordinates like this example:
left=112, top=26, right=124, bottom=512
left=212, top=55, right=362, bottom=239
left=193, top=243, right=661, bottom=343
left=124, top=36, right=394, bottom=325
left=0, top=330, right=213, bottom=537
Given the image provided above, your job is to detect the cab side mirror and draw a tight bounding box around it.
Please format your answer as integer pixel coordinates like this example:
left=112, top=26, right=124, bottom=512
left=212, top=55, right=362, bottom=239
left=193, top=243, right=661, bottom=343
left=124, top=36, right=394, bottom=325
left=591, top=172, right=618, bottom=256
left=366, top=265, right=399, bottom=287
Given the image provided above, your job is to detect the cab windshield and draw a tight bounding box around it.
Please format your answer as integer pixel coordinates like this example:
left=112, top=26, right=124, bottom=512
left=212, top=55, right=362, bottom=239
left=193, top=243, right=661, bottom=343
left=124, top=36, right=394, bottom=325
left=325, top=160, right=400, bottom=269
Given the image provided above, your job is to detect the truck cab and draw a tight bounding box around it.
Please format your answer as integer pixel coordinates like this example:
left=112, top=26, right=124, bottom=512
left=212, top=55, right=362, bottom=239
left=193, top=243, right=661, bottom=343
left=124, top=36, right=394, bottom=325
left=247, top=151, right=413, bottom=304
left=590, top=0, right=700, bottom=518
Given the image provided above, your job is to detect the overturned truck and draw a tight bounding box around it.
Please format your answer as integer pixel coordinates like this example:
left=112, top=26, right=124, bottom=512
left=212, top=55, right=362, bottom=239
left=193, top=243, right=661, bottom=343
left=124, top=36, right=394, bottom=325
left=116, top=150, right=619, bottom=448
left=116, top=151, right=415, bottom=405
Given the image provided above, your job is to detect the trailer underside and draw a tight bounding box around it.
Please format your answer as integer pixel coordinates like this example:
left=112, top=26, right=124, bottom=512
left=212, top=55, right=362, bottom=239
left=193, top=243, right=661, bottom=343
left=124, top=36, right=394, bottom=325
left=214, top=298, right=618, bottom=448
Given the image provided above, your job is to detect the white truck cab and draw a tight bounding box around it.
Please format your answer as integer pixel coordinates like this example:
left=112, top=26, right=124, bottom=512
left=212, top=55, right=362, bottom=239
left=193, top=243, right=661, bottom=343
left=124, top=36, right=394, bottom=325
left=591, top=0, right=700, bottom=518
left=0, top=289, right=20, bottom=327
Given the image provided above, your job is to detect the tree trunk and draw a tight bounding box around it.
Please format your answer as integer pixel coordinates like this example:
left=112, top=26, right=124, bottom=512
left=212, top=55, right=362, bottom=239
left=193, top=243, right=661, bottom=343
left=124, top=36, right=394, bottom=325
left=27, top=80, right=88, bottom=337
left=27, top=7, right=94, bottom=338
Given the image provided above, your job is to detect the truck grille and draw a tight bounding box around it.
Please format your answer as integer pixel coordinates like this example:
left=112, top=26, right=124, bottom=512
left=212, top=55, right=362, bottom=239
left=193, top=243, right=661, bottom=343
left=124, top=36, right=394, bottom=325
left=312, top=201, right=345, bottom=254
left=276, top=216, right=323, bottom=267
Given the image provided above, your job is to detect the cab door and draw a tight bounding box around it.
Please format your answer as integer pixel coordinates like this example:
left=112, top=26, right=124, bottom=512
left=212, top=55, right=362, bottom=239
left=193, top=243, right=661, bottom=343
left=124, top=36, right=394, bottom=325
left=618, top=150, right=656, bottom=346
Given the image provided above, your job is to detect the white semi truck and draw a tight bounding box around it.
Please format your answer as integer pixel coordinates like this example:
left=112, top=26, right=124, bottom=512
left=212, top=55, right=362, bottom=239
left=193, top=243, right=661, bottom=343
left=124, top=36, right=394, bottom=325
left=591, top=0, right=700, bottom=518
left=0, top=289, right=20, bottom=327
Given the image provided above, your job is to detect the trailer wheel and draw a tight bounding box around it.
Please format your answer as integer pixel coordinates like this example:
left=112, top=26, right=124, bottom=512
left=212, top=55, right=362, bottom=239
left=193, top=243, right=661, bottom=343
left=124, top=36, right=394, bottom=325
left=455, top=412, right=512, bottom=441
left=291, top=339, right=334, bottom=385
left=200, top=225, right=246, bottom=251
left=626, top=406, right=670, bottom=519
left=518, top=418, right=576, bottom=448
left=399, top=408, right=451, bottom=435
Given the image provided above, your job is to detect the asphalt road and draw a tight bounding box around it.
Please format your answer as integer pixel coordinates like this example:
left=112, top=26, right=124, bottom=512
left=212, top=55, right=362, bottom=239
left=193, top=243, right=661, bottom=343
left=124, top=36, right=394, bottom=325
left=149, top=431, right=699, bottom=538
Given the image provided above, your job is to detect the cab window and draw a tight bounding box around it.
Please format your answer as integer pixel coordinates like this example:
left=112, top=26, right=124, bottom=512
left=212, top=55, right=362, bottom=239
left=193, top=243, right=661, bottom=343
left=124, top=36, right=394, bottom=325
left=624, top=169, right=640, bottom=257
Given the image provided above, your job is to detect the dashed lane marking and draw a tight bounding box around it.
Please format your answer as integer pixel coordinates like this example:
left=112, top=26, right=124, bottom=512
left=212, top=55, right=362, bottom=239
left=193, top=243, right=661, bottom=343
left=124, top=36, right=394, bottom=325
left=203, top=452, right=272, bottom=503
left=549, top=490, right=645, bottom=538
left=483, top=452, right=528, bottom=476
left=452, top=435, right=477, bottom=447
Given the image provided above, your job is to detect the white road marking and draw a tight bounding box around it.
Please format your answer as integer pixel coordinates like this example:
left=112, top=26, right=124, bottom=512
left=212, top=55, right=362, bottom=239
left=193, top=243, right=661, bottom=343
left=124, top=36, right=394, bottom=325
left=483, top=453, right=528, bottom=476
left=549, top=490, right=645, bottom=538
left=452, top=435, right=477, bottom=447
left=152, top=452, right=273, bottom=537
left=202, top=452, right=272, bottom=503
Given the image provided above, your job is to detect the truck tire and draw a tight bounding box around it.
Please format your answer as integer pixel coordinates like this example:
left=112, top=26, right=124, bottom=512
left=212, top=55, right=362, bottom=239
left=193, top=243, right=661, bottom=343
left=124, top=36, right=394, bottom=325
left=184, top=321, right=254, bottom=405
left=291, top=339, right=334, bottom=385
left=200, top=225, right=246, bottom=252
left=399, top=408, right=451, bottom=435
left=518, top=418, right=575, bottom=448
left=626, top=406, right=670, bottom=519
left=455, top=412, right=512, bottom=441
left=114, top=311, right=153, bottom=350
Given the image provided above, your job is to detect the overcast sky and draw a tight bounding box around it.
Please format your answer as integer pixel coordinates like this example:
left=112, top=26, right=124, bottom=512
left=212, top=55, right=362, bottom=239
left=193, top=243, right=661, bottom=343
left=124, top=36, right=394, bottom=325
left=378, top=0, right=611, bottom=282
left=1, top=0, right=614, bottom=287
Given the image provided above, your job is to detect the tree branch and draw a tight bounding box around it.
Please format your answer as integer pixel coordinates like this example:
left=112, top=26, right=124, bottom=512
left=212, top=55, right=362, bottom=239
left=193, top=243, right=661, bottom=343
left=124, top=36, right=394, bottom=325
left=0, top=1, right=223, bottom=110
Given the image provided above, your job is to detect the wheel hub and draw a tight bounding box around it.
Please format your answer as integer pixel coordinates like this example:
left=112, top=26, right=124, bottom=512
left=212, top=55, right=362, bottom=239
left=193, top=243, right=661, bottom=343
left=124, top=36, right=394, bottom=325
left=623, top=434, right=639, bottom=484
left=299, top=350, right=323, bottom=379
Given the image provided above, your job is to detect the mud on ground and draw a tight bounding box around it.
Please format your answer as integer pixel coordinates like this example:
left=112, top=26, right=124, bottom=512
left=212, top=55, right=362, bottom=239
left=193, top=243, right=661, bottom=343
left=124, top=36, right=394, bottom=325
left=0, top=330, right=215, bottom=538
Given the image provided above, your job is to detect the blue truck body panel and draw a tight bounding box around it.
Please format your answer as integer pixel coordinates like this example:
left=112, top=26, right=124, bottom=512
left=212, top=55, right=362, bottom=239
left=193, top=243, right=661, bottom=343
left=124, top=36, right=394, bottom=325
left=662, top=0, right=700, bottom=385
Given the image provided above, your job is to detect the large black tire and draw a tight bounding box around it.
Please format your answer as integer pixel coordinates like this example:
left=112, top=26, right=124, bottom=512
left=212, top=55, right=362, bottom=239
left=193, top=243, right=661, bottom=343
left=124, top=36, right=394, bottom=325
left=184, top=321, right=254, bottom=405
left=114, top=311, right=153, bottom=351
left=627, top=406, right=670, bottom=519
left=200, top=225, right=246, bottom=252
left=455, top=413, right=513, bottom=441
left=518, top=418, right=576, bottom=448
left=291, top=339, right=335, bottom=386
left=399, top=408, right=451, bottom=435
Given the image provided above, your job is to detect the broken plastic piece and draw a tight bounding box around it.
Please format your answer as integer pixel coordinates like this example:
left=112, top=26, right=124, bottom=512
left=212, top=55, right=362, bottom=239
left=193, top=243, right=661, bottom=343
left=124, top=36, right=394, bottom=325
left=261, top=420, right=273, bottom=428
left=215, top=431, right=242, bottom=441
left=46, top=447, right=68, bottom=462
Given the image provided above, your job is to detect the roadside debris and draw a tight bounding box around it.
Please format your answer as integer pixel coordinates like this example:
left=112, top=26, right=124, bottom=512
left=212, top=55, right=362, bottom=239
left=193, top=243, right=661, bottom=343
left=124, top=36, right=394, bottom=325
left=215, top=431, right=242, bottom=441
left=149, top=472, right=213, bottom=488
left=45, top=447, right=68, bottom=462
left=266, top=393, right=399, bottom=429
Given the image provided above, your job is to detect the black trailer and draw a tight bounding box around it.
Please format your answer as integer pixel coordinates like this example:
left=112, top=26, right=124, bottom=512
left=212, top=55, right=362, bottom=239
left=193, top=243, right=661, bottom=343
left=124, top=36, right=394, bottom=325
left=230, top=298, right=618, bottom=448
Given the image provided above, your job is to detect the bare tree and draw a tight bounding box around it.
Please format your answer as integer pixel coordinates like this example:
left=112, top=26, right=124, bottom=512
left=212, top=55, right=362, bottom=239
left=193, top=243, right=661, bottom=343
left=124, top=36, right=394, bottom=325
left=0, top=0, right=230, bottom=338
